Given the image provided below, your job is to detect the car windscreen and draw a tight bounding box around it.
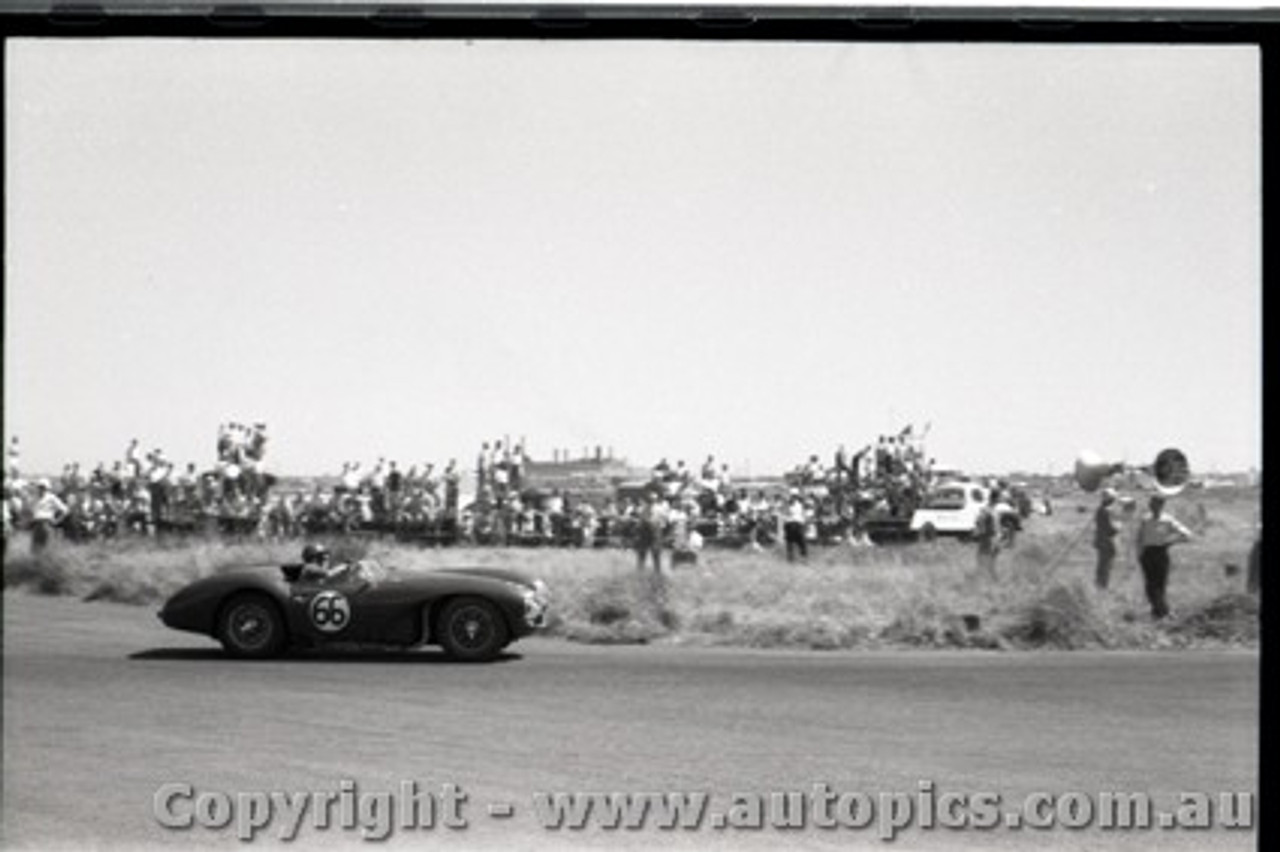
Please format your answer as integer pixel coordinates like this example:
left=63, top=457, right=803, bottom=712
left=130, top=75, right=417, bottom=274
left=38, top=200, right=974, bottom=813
left=923, top=489, right=966, bottom=509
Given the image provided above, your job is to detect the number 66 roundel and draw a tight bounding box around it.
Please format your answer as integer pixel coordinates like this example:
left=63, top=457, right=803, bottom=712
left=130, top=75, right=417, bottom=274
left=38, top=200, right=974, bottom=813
left=309, top=590, right=351, bottom=633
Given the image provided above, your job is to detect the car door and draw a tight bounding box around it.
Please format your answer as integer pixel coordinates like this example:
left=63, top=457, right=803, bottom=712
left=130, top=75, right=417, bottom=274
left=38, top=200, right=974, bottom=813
left=285, top=569, right=377, bottom=644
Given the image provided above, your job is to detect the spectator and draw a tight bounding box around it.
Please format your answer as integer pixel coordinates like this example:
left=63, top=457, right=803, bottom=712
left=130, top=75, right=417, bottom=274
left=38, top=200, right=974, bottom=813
left=30, top=479, right=69, bottom=551
left=1135, top=493, right=1193, bottom=620
left=477, top=442, right=491, bottom=490
left=246, top=423, right=268, bottom=463
left=784, top=491, right=808, bottom=562
left=146, top=450, right=174, bottom=531
left=974, top=490, right=1001, bottom=579
left=421, top=462, right=439, bottom=497
left=125, top=438, right=143, bottom=480
left=177, top=463, right=199, bottom=506
left=126, top=480, right=153, bottom=535
left=834, top=444, right=848, bottom=482
left=850, top=445, right=870, bottom=489
left=492, top=453, right=510, bottom=499
left=804, top=455, right=825, bottom=486
left=443, top=460, right=460, bottom=518
left=340, top=462, right=360, bottom=494
left=635, top=491, right=668, bottom=573
left=216, top=424, right=233, bottom=463
left=3, top=484, right=17, bottom=554
left=6, top=435, right=21, bottom=482
left=510, top=444, right=525, bottom=492
left=1092, top=488, right=1121, bottom=590
left=995, top=490, right=1020, bottom=547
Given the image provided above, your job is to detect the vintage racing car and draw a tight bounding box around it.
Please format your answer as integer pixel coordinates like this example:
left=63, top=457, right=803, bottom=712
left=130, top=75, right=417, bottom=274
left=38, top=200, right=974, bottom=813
left=158, top=558, right=549, bottom=662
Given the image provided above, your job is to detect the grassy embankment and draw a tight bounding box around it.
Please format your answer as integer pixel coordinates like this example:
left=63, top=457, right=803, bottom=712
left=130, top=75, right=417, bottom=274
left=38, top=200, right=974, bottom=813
left=4, top=486, right=1259, bottom=650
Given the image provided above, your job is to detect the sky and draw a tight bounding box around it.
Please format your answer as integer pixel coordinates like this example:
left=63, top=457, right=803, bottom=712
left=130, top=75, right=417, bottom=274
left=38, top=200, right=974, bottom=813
left=4, top=38, right=1262, bottom=478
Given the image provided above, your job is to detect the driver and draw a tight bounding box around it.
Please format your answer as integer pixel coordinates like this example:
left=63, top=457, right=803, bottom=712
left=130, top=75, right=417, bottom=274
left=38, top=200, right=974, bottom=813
left=298, top=543, right=340, bottom=582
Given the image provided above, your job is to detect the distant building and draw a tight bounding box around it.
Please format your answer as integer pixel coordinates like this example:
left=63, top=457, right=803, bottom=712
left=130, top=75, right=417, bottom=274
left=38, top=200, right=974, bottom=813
left=522, top=448, right=640, bottom=498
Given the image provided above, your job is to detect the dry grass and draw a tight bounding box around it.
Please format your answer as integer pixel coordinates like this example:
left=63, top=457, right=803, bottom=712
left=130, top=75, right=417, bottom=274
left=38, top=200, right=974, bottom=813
left=3, top=486, right=1259, bottom=651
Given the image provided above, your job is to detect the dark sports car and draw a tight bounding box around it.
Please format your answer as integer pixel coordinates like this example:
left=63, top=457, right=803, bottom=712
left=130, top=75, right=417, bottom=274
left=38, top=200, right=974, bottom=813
left=158, top=560, right=549, bottom=662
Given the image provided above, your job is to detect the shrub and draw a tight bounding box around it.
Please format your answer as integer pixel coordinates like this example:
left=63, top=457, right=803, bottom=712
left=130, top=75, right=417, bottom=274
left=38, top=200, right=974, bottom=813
left=1166, top=593, right=1260, bottom=644
left=1001, top=581, right=1110, bottom=649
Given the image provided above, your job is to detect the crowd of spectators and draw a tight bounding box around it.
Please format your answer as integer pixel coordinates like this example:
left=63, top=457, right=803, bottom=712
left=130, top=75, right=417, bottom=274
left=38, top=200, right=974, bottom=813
left=268, top=457, right=464, bottom=541
left=3, top=426, right=278, bottom=551
left=3, top=423, right=990, bottom=557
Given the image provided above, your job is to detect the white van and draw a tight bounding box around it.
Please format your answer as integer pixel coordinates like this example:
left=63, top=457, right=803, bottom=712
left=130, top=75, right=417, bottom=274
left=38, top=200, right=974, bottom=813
left=910, top=481, right=990, bottom=541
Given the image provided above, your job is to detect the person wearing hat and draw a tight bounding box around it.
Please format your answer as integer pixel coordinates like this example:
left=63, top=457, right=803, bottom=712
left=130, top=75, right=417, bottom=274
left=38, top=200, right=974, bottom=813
left=30, top=479, right=69, bottom=552
left=295, top=543, right=338, bottom=583
left=1135, top=493, right=1193, bottom=619
left=1092, top=488, right=1122, bottom=590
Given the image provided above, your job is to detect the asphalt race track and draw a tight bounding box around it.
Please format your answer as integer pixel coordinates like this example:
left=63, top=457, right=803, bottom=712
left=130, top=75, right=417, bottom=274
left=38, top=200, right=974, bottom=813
left=2, top=593, right=1258, bottom=851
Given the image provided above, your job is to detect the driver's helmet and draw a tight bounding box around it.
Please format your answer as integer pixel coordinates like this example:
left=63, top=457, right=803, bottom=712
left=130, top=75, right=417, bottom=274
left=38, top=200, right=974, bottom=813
left=301, top=543, right=330, bottom=566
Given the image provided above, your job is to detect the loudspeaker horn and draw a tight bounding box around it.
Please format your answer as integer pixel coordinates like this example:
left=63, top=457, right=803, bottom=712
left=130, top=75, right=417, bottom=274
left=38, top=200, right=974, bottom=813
left=1073, top=448, right=1191, bottom=496
left=1073, top=451, right=1123, bottom=493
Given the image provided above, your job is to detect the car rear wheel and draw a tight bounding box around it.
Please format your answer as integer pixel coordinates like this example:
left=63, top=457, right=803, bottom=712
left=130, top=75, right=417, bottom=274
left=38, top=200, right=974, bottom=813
left=439, top=597, right=508, bottom=662
left=218, top=593, right=287, bottom=659
left=919, top=523, right=938, bottom=542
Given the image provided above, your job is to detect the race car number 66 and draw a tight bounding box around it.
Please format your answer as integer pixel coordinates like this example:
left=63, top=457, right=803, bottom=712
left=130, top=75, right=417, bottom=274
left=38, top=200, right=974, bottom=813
left=309, top=591, right=351, bottom=633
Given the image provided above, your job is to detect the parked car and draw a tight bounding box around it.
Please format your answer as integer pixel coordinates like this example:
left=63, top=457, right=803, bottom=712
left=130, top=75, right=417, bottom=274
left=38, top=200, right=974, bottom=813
left=909, top=481, right=991, bottom=541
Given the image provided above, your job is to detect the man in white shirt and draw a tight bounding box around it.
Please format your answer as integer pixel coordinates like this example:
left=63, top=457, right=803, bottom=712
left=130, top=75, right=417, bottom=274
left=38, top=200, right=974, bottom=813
left=700, top=455, right=717, bottom=485
left=492, top=457, right=510, bottom=498
left=124, top=438, right=143, bottom=480
left=784, top=492, right=808, bottom=562
left=340, top=462, right=361, bottom=493
left=30, top=479, right=68, bottom=551
left=1135, top=493, right=1193, bottom=619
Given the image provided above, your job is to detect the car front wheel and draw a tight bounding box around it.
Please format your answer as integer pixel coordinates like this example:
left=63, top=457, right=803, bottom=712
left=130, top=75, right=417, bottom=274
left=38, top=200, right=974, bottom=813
left=218, top=593, right=287, bottom=659
left=439, top=597, right=509, bottom=662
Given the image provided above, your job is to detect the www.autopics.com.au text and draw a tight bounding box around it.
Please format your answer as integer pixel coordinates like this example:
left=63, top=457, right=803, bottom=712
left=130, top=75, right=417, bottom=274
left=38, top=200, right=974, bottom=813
left=152, top=779, right=1254, bottom=842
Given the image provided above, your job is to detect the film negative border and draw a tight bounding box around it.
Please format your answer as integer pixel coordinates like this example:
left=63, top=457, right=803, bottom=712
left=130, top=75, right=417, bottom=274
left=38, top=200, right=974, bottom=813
left=0, top=4, right=1276, bottom=41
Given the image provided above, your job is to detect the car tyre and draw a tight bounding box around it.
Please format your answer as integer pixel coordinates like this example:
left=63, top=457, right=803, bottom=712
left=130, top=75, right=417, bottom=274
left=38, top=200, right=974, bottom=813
left=218, top=592, right=288, bottom=659
left=919, top=523, right=938, bottom=542
left=439, top=597, right=509, bottom=662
